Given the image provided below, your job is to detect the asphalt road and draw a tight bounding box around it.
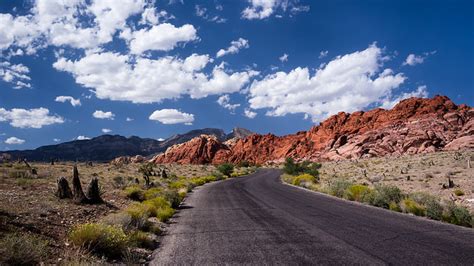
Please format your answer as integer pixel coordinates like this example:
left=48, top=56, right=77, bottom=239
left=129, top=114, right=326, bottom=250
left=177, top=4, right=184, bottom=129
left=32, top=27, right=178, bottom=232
left=152, top=169, right=474, bottom=265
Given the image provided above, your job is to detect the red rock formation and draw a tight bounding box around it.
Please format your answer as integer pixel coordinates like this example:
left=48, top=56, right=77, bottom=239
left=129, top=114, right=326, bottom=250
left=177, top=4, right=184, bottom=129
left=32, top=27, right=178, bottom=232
left=151, top=96, right=474, bottom=165
left=152, top=135, right=231, bottom=164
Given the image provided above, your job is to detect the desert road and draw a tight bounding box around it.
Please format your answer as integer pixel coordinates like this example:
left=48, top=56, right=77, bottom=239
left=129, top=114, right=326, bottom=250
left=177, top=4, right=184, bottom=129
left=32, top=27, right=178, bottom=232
left=152, top=169, right=474, bottom=265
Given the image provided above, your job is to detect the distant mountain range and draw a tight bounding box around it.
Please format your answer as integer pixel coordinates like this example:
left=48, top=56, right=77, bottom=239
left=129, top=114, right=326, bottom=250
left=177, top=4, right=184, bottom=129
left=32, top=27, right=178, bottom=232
left=0, top=127, right=254, bottom=162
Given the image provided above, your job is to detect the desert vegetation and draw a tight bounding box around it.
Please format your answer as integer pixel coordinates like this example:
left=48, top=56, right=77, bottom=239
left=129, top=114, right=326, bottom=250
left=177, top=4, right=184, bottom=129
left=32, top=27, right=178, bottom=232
left=0, top=160, right=254, bottom=264
left=282, top=150, right=474, bottom=228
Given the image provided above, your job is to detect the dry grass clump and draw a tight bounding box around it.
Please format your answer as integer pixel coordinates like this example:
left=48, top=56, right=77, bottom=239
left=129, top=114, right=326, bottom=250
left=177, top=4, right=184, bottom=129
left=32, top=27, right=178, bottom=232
left=69, top=223, right=128, bottom=258
left=0, top=233, right=49, bottom=265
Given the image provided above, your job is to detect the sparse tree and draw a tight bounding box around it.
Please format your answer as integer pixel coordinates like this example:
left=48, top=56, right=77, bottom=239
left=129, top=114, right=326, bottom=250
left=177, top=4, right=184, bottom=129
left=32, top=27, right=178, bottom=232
left=138, top=163, right=154, bottom=187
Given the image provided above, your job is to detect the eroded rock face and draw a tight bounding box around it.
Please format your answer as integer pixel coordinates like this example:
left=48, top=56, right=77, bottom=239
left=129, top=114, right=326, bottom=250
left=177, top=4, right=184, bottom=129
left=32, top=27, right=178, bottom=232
left=151, top=96, right=474, bottom=165
left=152, top=135, right=231, bottom=164
left=111, top=155, right=145, bottom=165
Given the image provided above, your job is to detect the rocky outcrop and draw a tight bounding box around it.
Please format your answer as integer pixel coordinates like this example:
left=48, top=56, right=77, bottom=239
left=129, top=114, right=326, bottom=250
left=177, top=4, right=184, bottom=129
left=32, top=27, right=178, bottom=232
left=111, top=155, right=146, bottom=165
left=152, top=96, right=474, bottom=165
left=152, top=135, right=231, bottom=164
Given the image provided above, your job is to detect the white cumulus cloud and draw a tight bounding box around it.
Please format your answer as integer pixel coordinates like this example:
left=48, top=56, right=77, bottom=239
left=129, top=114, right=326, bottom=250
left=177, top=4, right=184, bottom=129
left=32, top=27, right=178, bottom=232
left=248, top=43, right=410, bottom=122
left=128, top=23, right=197, bottom=54
left=0, top=107, right=64, bottom=128
left=216, top=38, right=249, bottom=58
left=5, top=137, right=25, bottom=145
left=53, top=52, right=256, bottom=103
left=76, top=135, right=90, bottom=140
left=403, top=54, right=424, bottom=66
left=149, top=109, right=194, bottom=125
left=102, top=128, right=112, bottom=133
left=93, top=110, right=115, bottom=120
left=217, top=94, right=240, bottom=113
left=380, top=85, right=429, bottom=109
left=55, top=96, right=81, bottom=107
left=244, top=108, right=257, bottom=119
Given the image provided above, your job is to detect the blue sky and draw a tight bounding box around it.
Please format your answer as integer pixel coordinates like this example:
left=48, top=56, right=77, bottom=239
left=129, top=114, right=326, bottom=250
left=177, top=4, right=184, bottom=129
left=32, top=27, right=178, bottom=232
left=0, top=0, right=473, bottom=150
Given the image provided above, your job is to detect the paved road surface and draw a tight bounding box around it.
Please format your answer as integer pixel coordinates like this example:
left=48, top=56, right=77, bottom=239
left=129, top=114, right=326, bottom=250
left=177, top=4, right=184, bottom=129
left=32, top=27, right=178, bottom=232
left=152, top=169, right=474, bottom=265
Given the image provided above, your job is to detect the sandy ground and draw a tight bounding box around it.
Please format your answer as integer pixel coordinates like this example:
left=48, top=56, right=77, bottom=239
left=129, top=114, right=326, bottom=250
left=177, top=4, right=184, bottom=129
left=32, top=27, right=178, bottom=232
left=0, top=161, right=216, bottom=263
left=318, top=150, right=474, bottom=212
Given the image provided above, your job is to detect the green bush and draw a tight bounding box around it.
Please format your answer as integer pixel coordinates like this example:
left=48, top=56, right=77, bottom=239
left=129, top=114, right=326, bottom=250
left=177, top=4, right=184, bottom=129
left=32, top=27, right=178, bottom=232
left=143, top=197, right=175, bottom=222
left=124, top=185, right=144, bottom=201
left=102, top=212, right=134, bottom=232
left=125, top=203, right=151, bottom=229
left=425, top=199, right=444, bottom=220
left=283, top=158, right=321, bottom=178
left=443, top=202, right=473, bottom=227
left=161, top=189, right=183, bottom=208
left=344, top=184, right=372, bottom=202
left=369, top=185, right=403, bottom=209
left=0, top=233, right=48, bottom=265
left=409, top=192, right=443, bottom=220
left=217, top=163, right=234, bottom=177
left=69, top=223, right=128, bottom=258
left=401, top=198, right=426, bottom=216
left=143, top=187, right=163, bottom=200
left=327, top=179, right=353, bottom=198
left=453, top=189, right=465, bottom=196
left=128, top=230, right=155, bottom=249
left=169, top=180, right=188, bottom=190
left=291, top=174, right=316, bottom=187
left=389, top=202, right=401, bottom=212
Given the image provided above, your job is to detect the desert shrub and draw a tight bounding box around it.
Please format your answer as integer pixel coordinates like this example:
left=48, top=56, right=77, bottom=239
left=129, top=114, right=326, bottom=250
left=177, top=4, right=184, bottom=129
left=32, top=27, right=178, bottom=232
left=69, top=223, right=128, bottom=258
left=443, top=202, right=472, bottom=227
left=425, top=199, right=444, bottom=220
left=112, top=176, right=127, bottom=189
left=344, top=184, right=372, bottom=202
left=8, top=170, right=31, bottom=179
left=389, top=202, right=401, bottom=212
left=124, top=185, right=144, bottom=201
left=143, top=187, right=163, bottom=200
left=369, top=185, right=403, bottom=209
left=0, top=233, right=48, bottom=265
left=213, top=171, right=225, bottom=180
left=161, top=189, right=182, bottom=208
left=217, top=163, right=234, bottom=177
left=102, top=212, right=134, bottom=232
left=409, top=192, right=443, bottom=220
left=169, top=180, right=188, bottom=190
left=237, top=161, right=251, bottom=168
left=128, top=230, right=155, bottom=249
left=143, top=197, right=175, bottom=222
left=327, top=179, right=353, bottom=198
left=125, top=203, right=151, bottom=229
left=291, top=173, right=316, bottom=187
left=283, top=158, right=322, bottom=179
left=453, top=189, right=465, bottom=196
left=401, top=198, right=426, bottom=216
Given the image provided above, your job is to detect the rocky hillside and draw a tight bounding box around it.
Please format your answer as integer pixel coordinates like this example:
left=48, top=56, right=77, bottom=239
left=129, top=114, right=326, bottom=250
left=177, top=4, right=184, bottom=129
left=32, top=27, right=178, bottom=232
left=152, top=96, right=474, bottom=165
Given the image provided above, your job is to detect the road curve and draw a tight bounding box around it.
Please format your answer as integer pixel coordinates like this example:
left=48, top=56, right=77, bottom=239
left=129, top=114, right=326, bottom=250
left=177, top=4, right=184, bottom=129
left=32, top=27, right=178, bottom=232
left=152, top=169, right=474, bottom=265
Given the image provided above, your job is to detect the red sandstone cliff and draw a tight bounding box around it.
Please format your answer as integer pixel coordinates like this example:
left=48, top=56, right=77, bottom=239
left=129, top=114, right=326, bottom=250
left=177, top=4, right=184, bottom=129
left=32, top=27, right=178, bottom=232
left=151, top=96, right=474, bottom=165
